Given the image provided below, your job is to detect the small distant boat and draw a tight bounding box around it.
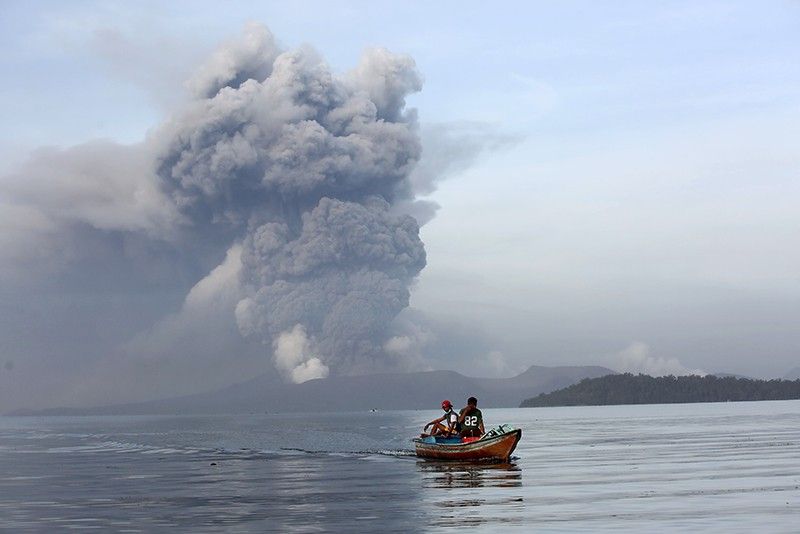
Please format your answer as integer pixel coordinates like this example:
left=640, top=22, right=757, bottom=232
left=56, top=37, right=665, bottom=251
left=412, top=425, right=521, bottom=462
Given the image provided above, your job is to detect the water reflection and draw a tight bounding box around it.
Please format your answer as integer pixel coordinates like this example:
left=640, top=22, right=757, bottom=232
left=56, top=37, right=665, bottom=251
left=417, top=461, right=524, bottom=527
left=418, top=461, right=522, bottom=489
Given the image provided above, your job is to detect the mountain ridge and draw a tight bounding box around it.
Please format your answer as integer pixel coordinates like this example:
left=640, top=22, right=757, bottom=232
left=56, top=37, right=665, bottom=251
left=6, top=365, right=614, bottom=416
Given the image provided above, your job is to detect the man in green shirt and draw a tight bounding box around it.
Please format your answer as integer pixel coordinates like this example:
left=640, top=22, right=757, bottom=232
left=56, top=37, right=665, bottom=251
left=458, top=396, right=485, bottom=438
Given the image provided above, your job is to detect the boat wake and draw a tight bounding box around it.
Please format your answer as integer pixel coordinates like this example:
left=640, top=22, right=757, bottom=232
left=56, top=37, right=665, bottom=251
left=279, top=447, right=416, bottom=458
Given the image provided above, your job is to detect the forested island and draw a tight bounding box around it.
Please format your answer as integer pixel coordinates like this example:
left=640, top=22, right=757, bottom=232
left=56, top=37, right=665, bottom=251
left=520, top=373, right=800, bottom=407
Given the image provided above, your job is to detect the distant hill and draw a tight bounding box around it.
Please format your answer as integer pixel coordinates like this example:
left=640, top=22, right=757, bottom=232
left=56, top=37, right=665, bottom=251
left=784, top=367, right=800, bottom=380
left=7, top=365, right=613, bottom=416
left=520, top=373, right=800, bottom=407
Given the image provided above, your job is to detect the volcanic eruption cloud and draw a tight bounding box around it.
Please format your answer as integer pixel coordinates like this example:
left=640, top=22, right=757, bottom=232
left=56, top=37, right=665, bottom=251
left=160, top=24, right=426, bottom=382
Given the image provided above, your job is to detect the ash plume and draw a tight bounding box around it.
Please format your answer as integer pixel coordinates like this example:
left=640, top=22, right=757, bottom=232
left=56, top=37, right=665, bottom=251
left=153, top=26, right=426, bottom=381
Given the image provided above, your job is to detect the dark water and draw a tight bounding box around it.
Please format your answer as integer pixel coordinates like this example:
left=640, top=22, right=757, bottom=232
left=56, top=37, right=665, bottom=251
left=1, top=402, right=799, bottom=532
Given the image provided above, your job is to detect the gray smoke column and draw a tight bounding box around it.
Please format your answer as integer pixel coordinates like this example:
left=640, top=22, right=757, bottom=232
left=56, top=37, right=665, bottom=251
left=155, top=23, right=426, bottom=382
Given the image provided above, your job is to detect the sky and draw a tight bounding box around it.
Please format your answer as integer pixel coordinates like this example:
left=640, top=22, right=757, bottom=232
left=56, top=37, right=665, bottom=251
left=0, top=1, right=798, bottom=411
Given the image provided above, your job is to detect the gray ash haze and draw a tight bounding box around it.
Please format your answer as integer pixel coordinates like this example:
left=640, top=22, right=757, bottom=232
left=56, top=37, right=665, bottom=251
left=0, top=24, right=441, bottom=410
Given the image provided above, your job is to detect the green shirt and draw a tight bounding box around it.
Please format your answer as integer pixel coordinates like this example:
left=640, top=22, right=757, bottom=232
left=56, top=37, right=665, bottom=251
left=444, top=408, right=458, bottom=430
left=461, top=407, right=482, bottom=430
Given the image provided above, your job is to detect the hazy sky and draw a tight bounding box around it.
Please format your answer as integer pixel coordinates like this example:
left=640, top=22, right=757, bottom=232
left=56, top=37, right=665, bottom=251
left=1, top=1, right=798, bottom=410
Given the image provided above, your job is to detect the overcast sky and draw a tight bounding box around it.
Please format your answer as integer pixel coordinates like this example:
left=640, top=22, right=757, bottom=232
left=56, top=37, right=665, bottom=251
left=1, top=1, right=798, bottom=411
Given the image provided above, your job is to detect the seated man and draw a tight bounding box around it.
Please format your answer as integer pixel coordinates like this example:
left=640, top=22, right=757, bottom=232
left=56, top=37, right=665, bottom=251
left=422, top=400, right=459, bottom=436
left=458, top=396, right=485, bottom=438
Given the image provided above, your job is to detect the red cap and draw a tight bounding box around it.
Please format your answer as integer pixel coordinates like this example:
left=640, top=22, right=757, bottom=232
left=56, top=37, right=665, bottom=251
left=441, top=400, right=452, bottom=409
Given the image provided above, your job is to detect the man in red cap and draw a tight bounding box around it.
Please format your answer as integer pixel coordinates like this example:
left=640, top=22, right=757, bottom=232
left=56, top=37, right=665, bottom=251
left=422, top=400, right=460, bottom=437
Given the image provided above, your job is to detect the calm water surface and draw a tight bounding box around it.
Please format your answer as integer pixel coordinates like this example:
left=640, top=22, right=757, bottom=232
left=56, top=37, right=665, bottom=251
left=1, top=401, right=799, bottom=532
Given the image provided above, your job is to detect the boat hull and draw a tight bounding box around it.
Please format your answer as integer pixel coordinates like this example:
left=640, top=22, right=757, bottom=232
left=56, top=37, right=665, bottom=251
left=413, top=428, right=522, bottom=462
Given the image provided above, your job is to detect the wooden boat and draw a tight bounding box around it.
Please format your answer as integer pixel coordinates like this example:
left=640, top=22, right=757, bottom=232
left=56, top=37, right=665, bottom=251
left=413, top=425, right=522, bottom=462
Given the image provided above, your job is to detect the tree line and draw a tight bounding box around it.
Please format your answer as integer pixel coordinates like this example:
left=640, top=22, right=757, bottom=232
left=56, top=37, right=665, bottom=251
left=520, top=373, right=800, bottom=407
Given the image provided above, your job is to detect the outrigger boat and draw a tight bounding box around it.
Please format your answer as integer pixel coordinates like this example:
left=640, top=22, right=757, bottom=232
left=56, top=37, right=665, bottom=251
left=413, top=424, right=522, bottom=462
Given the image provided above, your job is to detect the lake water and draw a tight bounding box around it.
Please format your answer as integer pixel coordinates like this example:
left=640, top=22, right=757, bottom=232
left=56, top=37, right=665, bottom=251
left=1, top=401, right=799, bottom=532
